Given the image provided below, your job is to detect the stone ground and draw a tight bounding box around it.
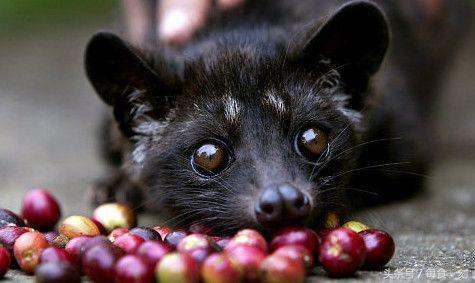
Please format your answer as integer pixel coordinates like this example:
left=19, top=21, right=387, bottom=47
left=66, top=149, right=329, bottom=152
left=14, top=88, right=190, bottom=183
left=0, top=12, right=474, bottom=283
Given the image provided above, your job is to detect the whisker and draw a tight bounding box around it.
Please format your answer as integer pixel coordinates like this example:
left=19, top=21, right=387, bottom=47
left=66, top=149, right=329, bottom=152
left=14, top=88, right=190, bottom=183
left=331, top=137, right=402, bottom=161
left=316, top=186, right=380, bottom=197
left=316, top=161, right=411, bottom=188
left=309, top=137, right=402, bottom=181
left=377, top=169, right=432, bottom=179
left=316, top=201, right=349, bottom=209
left=161, top=210, right=199, bottom=227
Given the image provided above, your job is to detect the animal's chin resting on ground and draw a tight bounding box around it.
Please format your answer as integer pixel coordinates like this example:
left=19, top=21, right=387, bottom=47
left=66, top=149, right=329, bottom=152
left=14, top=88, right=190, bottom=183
left=146, top=179, right=349, bottom=236
left=85, top=0, right=437, bottom=232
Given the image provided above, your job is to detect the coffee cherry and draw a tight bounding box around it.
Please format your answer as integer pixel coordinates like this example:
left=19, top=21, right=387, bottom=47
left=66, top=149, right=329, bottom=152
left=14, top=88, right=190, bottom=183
left=0, top=226, right=29, bottom=256
left=67, top=236, right=111, bottom=273
left=92, top=203, right=137, bottom=232
left=21, top=189, right=61, bottom=231
left=115, top=255, right=154, bottom=283
left=212, top=237, right=231, bottom=251
left=82, top=243, right=125, bottom=283
left=153, top=226, right=172, bottom=240
left=0, top=247, right=11, bottom=278
left=273, top=245, right=314, bottom=273
left=0, top=208, right=26, bottom=228
left=225, top=229, right=268, bottom=253
left=235, top=229, right=265, bottom=242
left=44, top=231, right=59, bottom=245
left=64, top=236, right=91, bottom=265
left=270, top=227, right=319, bottom=256
left=35, top=262, right=81, bottom=283
left=164, top=230, right=188, bottom=249
left=202, top=253, right=240, bottom=283
left=91, top=219, right=108, bottom=235
left=259, top=254, right=306, bottom=283
left=225, top=245, right=266, bottom=282
left=39, top=247, right=74, bottom=265
left=130, top=226, right=162, bottom=241
left=135, top=240, right=172, bottom=267
left=319, top=228, right=366, bottom=277
left=359, top=229, right=395, bottom=269
left=81, top=236, right=114, bottom=255
left=316, top=228, right=331, bottom=243
left=59, top=215, right=101, bottom=238
left=156, top=252, right=200, bottom=283
left=323, top=212, right=340, bottom=229
left=189, top=223, right=213, bottom=235
left=13, top=231, right=49, bottom=273
left=108, top=228, right=129, bottom=242
left=44, top=232, right=69, bottom=249
left=342, top=221, right=370, bottom=233
left=177, top=234, right=213, bottom=264
left=113, top=233, right=145, bottom=254
left=187, top=248, right=212, bottom=265
left=183, top=234, right=213, bottom=259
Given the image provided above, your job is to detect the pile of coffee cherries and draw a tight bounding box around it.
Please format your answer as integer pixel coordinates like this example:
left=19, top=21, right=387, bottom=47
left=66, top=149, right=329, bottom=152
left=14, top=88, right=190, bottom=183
left=0, top=189, right=395, bottom=282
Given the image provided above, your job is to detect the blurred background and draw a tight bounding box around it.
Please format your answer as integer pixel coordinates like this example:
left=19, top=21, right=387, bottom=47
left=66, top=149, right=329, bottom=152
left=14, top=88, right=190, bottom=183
left=0, top=1, right=474, bottom=280
left=0, top=0, right=119, bottom=213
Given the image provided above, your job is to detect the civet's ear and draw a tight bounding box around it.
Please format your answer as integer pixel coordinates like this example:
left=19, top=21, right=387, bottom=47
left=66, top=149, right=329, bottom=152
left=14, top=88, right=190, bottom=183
left=299, top=1, right=389, bottom=93
left=85, top=32, right=179, bottom=136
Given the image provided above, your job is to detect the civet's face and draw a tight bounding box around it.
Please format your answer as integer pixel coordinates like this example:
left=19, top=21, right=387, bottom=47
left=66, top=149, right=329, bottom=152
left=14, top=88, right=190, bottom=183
left=85, top=2, right=388, bottom=233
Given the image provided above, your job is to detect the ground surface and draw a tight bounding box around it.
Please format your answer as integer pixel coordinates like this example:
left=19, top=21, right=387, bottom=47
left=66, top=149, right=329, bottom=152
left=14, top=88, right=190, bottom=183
left=0, top=11, right=474, bottom=283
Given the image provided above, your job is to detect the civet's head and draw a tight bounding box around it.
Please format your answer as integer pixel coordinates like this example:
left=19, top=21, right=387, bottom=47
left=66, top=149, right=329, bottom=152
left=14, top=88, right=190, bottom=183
left=85, top=1, right=388, bottom=234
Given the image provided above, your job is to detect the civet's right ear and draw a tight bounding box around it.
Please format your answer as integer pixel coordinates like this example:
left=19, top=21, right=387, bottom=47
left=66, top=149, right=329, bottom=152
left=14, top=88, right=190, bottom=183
left=85, top=32, right=179, bottom=137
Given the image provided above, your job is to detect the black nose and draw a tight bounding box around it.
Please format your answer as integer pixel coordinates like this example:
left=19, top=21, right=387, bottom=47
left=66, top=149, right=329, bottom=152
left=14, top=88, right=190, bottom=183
left=255, top=184, right=311, bottom=226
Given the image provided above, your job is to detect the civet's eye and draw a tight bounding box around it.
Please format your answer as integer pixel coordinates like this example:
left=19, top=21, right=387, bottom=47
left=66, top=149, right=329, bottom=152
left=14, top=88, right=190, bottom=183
left=294, top=127, right=329, bottom=162
left=191, top=140, right=233, bottom=177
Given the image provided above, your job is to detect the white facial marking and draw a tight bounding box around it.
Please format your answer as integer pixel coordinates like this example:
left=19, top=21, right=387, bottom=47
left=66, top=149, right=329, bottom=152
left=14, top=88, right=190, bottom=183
left=223, top=95, right=241, bottom=123
left=263, top=90, right=286, bottom=115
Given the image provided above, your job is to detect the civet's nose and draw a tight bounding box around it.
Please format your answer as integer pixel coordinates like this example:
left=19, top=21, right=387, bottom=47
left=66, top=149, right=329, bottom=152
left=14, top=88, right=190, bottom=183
left=255, top=184, right=311, bottom=226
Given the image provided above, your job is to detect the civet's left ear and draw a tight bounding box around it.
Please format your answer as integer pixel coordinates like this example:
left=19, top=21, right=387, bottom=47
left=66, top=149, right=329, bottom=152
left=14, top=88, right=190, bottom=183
left=298, top=1, right=389, bottom=94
